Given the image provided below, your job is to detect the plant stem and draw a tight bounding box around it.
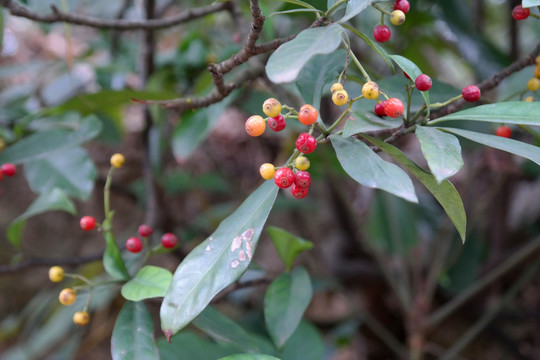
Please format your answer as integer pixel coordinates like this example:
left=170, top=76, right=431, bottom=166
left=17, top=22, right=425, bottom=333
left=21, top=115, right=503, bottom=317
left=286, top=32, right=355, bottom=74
left=103, top=167, right=115, bottom=223
left=371, top=2, right=392, bottom=16
left=326, top=106, right=351, bottom=134
left=347, top=46, right=371, bottom=82
left=325, top=0, right=348, bottom=17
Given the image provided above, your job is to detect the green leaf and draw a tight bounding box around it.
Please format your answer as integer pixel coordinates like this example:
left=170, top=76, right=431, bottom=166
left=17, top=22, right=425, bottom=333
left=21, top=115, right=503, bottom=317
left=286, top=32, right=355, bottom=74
left=330, top=134, right=418, bottom=203
left=523, top=0, right=540, bottom=8
left=7, top=220, right=26, bottom=248
left=415, top=126, right=463, bottom=183
left=276, top=0, right=316, bottom=10
left=157, top=331, right=238, bottom=360
left=121, top=266, right=173, bottom=301
left=280, top=321, right=324, bottom=360
left=430, top=102, right=540, bottom=125
left=343, top=111, right=402, bottom=136
left=438, top=127, right=540, bottom=166
left=218, top=355, right=282, bottom=360
left=103, top=230, right=130, bottom=280
left=389, top=54, right=429, bottom=109
left=111, top=301, right=160, bottom=360
left=267, top=226, right=313, bottom=272
left=270, top=8, right=322, bottom=16
left=266, top=25, right=345, bottom=84
left=361, top=134, right=466, bottom=242
left=338, top=0, right=374, bottom=22
left=264, top=267, right=312, bottom=349
left=161, top=181, right=279, bottom=337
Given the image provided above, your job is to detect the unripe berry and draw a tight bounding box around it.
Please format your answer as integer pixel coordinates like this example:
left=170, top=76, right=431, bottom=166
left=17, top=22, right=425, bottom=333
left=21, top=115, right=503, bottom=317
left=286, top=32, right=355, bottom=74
left=295, top=132, right=317, bottom=154
left=415, top=74, right=432, bottom=91
left=291, top=184, right=309, bottom=199
left=1, top=163, right=16, bottom=176
left=496, top=125, right=512, bottom=138
left=268, top=114, right=286, bottom=132
left=330, top=83, right=344, bottom=93
left=390, top=10, right=406, bottom=26
left=274, top=167, right=295, bottom=189
left=362, top=81, right=380, bottom=100
left=245, top=115, right=266, bottom=137
left=462, top=85, right=481, bottom=102
left=262, top=98, right=282, bottom=118
left=512, top=5, right=529, bottom=20
left=59, top=288, right=76, bottom=306
left=126, top=237, right=143, bottom=253
left=298, top=104, right=319, bottom=125
left=259, top=163, right=276, bottom=180
left=384, top=98, right=405, bottom=118
left=332, top=90, right=349, bottom=106
left=527, top=78, right=540, bottom=92
left=294, top=171, right=311, bottom=188
left=73, top=311, right=90, bottom=326
left=294, top=156, right=310, bottom=171
left=535, top=65, right=540, bottom=79
left=49, top=266, right=65, bottom=283
left=138, top=224, right=153, bottom=238
left=373, top=25, right=391, bottom=43
left=110, top=153, right=125, bottom=168
left=161, top=233, right=178, bottom=249
left=393, top=0, right=410, bottom=14
left=80, top=216, right=96, bottom=231
left=524, top=96, right=535, bottom=102
left=374, top=101, right=387, bottom=117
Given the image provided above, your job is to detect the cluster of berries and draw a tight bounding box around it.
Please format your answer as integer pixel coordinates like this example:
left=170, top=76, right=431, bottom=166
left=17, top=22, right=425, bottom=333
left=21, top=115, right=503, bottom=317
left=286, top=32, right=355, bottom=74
left=373, top=0, right=410, bottom=43
left=126, top=225, right=178, bottom=253
left=48, top=266, right=90, bottom=326
left=0, top=163, right=17, bottom=193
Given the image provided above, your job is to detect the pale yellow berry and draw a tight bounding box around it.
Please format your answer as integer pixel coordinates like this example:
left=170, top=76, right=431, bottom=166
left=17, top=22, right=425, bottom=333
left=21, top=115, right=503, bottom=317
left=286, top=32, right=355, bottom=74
left=110, top=153, right=125, bottom=168
left=362, top=81, right=380, bottom=100
left=332, top=90, right=349, bottom=106
left=524, top=96, right=535, bottom=102
left=330, top=83, right=344, bottom=93
left=390, top=10, right=406, bottom=26
left=49, top=266, right=65, bottom=283
left=73, top=311, right=90, bottom=326
left=295, top=156, right=310, bottom=171
left=262, top=98, right=282, bottom=118
left=259, top=163, right=276, bottom=180
left=527, top=78, right=540, bottom=92
left=534, top=65, right=540, bottom=79
left=59, top=288, right=76, bottom=306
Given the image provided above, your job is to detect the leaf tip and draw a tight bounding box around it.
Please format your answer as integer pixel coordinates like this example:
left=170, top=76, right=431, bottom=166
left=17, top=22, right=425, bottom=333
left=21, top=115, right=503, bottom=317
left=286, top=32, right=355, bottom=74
left=163, top=329, right=173, bottom=343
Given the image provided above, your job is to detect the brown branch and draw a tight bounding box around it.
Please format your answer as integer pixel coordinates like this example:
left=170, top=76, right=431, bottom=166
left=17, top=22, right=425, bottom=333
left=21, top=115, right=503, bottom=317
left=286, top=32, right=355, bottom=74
left=0, top=0, right=231, bottom=30
left=0, top=252, right=103, bottom=275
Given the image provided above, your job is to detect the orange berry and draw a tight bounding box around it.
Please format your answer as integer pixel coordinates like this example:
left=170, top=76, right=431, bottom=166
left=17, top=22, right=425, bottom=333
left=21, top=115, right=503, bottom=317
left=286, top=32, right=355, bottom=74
left=298, top=104, right=319, bottom=125
left=245, top=115, right=265, bottom=137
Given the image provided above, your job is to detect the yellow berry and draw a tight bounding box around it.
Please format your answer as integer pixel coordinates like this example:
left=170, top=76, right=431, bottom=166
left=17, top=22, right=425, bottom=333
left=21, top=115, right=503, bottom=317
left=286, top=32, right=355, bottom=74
left=49, top=266, right=65, bottom=283
left=332, top=89, right=349, bottom=106
left=536, top=56, right=540, bottom=65
left=0, top=138, right=5, bottom=152
left=110, top=153, right=125, bottom=168
left=59, top=288, right=76, bottom=306
left=262, top=98, right=282, bottom=118
left=527, top=77, right=540, bottom=92
left=245, top=115, right=266, bottom=137
left=73, top=311, right=90, bottom=326
left=362, top=81, right=380, bottom=100
left=259, top=163, right=276, bottom=180
left=524, top=96, right=535, bottom=102
left=535, top=65, right=540, bottom=79
left=330, top=83, right=344, bottom=93
left=295, top=156, right=310, bottom=171
left=390, top=10, right=406, bottom=26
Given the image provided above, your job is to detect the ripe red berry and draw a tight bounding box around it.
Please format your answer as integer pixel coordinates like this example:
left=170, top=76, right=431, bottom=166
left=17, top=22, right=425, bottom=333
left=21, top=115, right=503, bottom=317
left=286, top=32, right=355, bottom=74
left=274, top=167, right=295, bottom=189
left=393, top=0, right=410, bottom=14
left=403, top=71, right=411, bottom=80
left=80, top=216, right=96, bottom=231
left=294, top=171, right=311, bottom=188
left=1, top=163, right=16, bottom=176
left=161, top=233, right=178, bottom=249
left=295, top=132, right=317, bottom=154
left=496, top=125, right=512, bottom=138
left=291, top=184, right=309, bottom=199
left=138, top=224, right=153, bottom=237
left=415, top=74, right=432, bottom=91
left=512, top=5, right=529, bottom=20
left=374, top=101, right=387, bottom=117
left=126, top=237, right=143, bottom=253
left=384, top=98, right=405, bottom=118
left=373, top=25, right=391, bottom=43
left=268, top=114, right=286, bottom=132
left=462, top=85, right=481, bottom=102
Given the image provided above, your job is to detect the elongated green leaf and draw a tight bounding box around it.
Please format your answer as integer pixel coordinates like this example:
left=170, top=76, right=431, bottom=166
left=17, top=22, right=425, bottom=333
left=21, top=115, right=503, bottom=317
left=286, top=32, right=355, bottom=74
left=415, top=126, right=463, bottom=183
left=277, top=0, right=316, bottom=10
left=157, top=331, right=238, bottom=360
left=14, top=187, right=76, bottom=222
left=218, top=355, right=282, bottom=360
left=111, top=301, right=159, bottom=360
left=103, top=230, right=130, bottom=280
left=343, top=111, right=401, bottom=136
left=266, top=25, right=345, bottom=84
left=270, top=8, right=322, bottom=16
left=523, top=0, right=540, bottom=8
left=361, top=134, right=466, bottom=242
left=267, top=226, right=313, bottom=272
left=338, top=0, right=374, bottom=22
left=280, top=321, right=324, bottom=360
left=161, top=181, right=279, bottom=338
left=121, top=266, right=173, bottom=301
left=389, top=55, right=429, bottom=109
left=430, top=102, right=540, bottom=125
left=7, top=220, right=26, bottom=248
left=438, top=127, right=540, bottom=166
left=330, top=134, right=418, bottom=203
left=264, top=267, right=312, bottom=349
left=340, top=24, right=394, bottom=73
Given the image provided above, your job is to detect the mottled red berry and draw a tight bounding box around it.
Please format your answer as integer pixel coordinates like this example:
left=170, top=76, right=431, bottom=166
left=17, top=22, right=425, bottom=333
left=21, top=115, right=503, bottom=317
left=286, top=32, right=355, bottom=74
left=384, top=98, right=405, bottom=118
left=138, top=224, right=153, bottom=237
left=393, top=0, right=410, bottom=14
left=268, top=114, right=286, bottom=132
left=80, top=216, right=96, bottom=231
left=462, top=85, right=481, bottom=102
left=291, top=184, right=309, bottom=199
left=294, top=171, right=311, bottom=188
left=161, top=233, right=178, bottom=249
left=374, top=101, right=387, bottom=117
left=512, top=5, right=529, bottom=20
left=373, top=25, right=391, bottom=43
left=415, top=74, right=432, bottom=91
left=126, top=237, right=143, bottom=253
left=496, top=125, right=512, bottom=138
left=1, top=163, right=16, bottom=176
left=295, top=132, right=317, bottom=154
left=274, top=167, right=295, bottom=189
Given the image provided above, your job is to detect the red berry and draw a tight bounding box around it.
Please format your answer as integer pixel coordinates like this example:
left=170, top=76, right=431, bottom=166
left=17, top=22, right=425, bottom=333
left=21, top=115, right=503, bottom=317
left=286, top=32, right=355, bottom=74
left=462, top=85, right=481, bottom=102
left=403, top=71, right=411, bottom=80
left=1, top=163, right=16, bottom=176
left=126, top=237, right=143, bottom=253
left=291, top=184, right=309, bottom=199
left=512, top=5, right=529, bottom=21
left=295, top=132, right=317, bottom=154
left=138, top=224, right=153, bottom=237
left=384, top=98, right=405, bottom=118
left=415, top=74, right=432, bottom=91
left=80, top=216, right=96, bottom=231
left=393, top=0, right=410, bottom=14
left=274, top=167, right=295, bottom=189
left=161, top=233, right=178, bottom=249
left=373, top=25, right=391, bottom=43
left=496, top=125, right=512, bottom=138
left=268, top=114, right=286, bottom=132
left=294, top=171, right=311, bottom=188
left=374, top=101, right=387, bottom=116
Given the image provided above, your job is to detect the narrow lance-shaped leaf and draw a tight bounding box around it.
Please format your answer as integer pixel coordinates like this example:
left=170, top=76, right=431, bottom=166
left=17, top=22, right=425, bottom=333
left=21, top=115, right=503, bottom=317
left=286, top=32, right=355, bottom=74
left=103, top=228, right=130, bottom=280
left=429, top=102, right=540, bottom=125
left=121, top=266, right=173, bottom=301
left=361, top=134, right=466, bottom=242
left=390, top=54, right=430, bottom=109
left=267, top=226, right=313, bottom=272
left=161, top=181, right=279, bottom=339
left=338, top=0, right=374, bottom=22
